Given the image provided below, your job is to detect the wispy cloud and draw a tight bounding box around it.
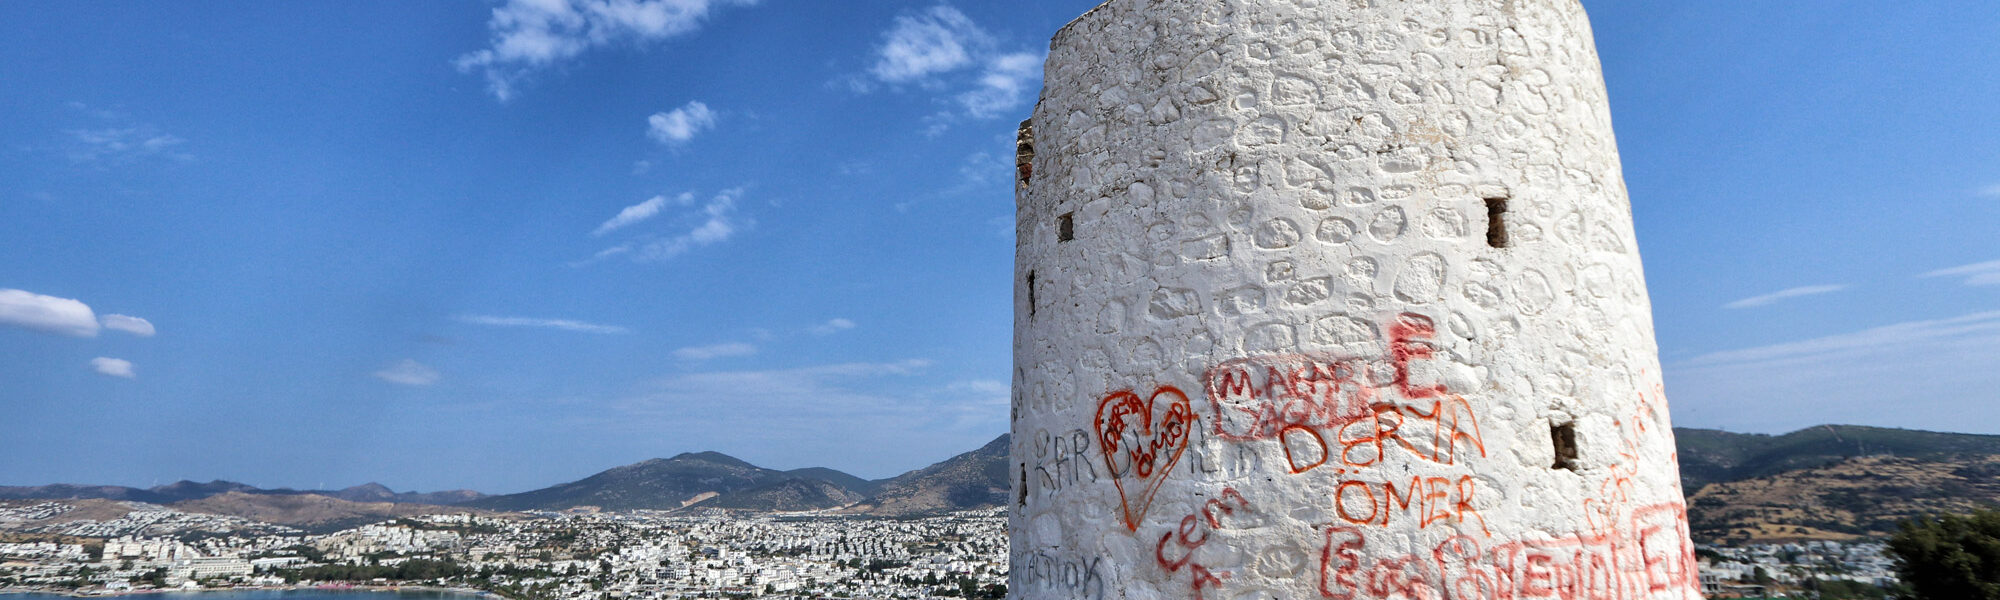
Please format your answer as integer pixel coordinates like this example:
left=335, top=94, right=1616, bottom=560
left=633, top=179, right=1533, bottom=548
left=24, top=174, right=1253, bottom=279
left=456, top=0, right=757, bottom=101
left=957, top=52, right=1041, bottom=118
left=100, top=314, right=155, bottom=337
left=1722, top=284, right=1848, bottom=309
left=870, top=6, right=986, bottom=83
left=1669, top=311, right=2000, bottom=434
left=590, top=359, right=1005, bottom=473
left=455, top=314, right=631, bottom=335
left=0, top=288, right=101, bottom=338
left=58, top=102, right=189, bottom=166
left=622, top=360, right=938, bottom=422
left=1977, top=184, right=2000, bottom=198
left=637, top=187, right=742, bottom=261
left=1920, top=259, right=2000, bottom=287
left=809, top=318, right=856, bottom=335
left=575, top=188, right=747, bottom=266
left=673, top=342, right=757, bottom=360
left=90, top=357, right=135, bottom=379
left=857, top=5, right=1042, bottom=130
left=67, top=127, right=188, bottom=165
left=593, top=192, right=689, bottom=237
left=374, top=359, right=440, bottom=386
left=647, top=101, right=718, bottom=145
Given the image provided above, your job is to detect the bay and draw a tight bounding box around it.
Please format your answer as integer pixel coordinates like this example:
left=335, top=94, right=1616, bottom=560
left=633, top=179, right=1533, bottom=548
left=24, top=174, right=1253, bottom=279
left=2, top=592, right=485, bottom=600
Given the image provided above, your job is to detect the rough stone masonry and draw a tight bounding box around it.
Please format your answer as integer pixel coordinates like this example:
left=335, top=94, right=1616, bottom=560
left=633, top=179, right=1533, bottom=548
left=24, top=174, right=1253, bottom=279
left=1009, top=1, right=1699, bottom=599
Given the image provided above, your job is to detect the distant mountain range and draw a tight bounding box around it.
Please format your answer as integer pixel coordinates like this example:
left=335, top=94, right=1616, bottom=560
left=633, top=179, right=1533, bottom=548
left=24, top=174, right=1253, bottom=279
left=1675, top=425, right=2000, bottom=543
left=0, top=480, right=485, bottom=506
left=10, top=426, right=2000, bottom=543
left=0, top=435, right=1013, bottom=518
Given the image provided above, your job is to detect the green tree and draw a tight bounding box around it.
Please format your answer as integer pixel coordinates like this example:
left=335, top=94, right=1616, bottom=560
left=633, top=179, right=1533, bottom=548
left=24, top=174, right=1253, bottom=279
left=1886, top=509, right=2000, bottom=600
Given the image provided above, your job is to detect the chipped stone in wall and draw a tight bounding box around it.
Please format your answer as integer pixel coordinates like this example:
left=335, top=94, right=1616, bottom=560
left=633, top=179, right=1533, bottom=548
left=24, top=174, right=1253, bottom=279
left=1011, top=1, right=1697, bottom=599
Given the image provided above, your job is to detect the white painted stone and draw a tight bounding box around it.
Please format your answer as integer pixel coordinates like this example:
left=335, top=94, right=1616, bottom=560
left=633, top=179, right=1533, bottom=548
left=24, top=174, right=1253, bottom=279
left=1011, top=1, right=1698, bottom=599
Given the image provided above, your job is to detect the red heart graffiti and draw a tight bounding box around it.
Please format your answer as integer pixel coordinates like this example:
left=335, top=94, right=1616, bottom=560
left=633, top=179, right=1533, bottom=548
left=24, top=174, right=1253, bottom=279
left=1096, top=385, right=1197, bottom=531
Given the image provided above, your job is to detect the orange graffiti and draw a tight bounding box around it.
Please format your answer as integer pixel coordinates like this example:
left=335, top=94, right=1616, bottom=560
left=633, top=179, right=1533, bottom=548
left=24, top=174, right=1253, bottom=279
left=1096, top=385, right=1197, bottom=531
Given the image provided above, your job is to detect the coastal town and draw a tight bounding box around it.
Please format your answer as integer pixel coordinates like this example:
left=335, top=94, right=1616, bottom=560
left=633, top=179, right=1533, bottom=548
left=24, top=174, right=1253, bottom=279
left=0, top=499, right=1903, bottom=599
left=1, top=500, right=1005, bottom=599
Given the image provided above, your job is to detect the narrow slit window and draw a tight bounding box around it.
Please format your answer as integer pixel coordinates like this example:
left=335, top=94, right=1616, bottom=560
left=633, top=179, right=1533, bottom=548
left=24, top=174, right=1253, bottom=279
left=1058, top=212, right=1075, bottom=242
left=1551, top=422, right=1578, bottom=471
left=1026, top=270, right=1037, bottom=317
left=1018, top=464, right=1028, bottom=506
left=1485, top=197, right=1509, bottom=248
left=1016, top=119, right=1035, bottom=187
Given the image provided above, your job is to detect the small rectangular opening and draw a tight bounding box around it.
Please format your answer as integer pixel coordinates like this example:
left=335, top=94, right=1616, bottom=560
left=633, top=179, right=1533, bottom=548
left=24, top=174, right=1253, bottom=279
left=1026, top=270, right=1037, bottom=317
left=1016, top=120, right=1035, bottom=187
left=1485, top=197, right=1509, bottom=248
left=1551, top=422, right=1578, bottom=471
left=1018, top=463, right=1028, bottom=506
left=1058, top=212, right=1075, bottom=242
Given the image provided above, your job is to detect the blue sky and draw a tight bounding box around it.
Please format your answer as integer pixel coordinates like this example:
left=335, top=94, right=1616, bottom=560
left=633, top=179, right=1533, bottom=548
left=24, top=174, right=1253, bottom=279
left=1, top=1, right=1996, bottom=494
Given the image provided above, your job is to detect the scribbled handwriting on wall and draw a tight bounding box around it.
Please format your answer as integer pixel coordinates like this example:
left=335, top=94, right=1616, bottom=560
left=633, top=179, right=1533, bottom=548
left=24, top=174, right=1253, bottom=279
left=1318, top=503, right=1699, bottom=600
left=1096, top=385, right=1198, bottom=531
left=1155, top=487, right=1254, bottom=600
left=1204, top=313, right=1486, bottom=470
left=1034, top=427, right=1100, bottom=499
left=1022, top=550, right=1105, bottom=600
left=1331, top=475, right=1488, bottom=535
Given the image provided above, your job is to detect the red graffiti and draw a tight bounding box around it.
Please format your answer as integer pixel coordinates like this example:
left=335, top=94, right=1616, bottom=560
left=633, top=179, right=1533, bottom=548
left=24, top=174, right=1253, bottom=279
left=1157, top=488, right=1252, bottom=600
left=1331, top=475, right=1490, bottom=536
left=1205, top=314, right=1486, bottom=471
left=1096, top=385, right=1197, bottom=531
left=1318, top=503, right=1701, bottom=600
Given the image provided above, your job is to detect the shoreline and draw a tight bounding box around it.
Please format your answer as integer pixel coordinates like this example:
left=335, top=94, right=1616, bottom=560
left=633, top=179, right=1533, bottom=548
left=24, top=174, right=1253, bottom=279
left=0, top=585, right=502, bottom=599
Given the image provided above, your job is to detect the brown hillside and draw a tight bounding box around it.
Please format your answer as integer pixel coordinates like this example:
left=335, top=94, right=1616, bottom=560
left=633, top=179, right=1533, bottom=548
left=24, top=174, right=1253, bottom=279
left=171, top=492, right=483, bottom=532
left=1688, top=454, right=2000, bottom=544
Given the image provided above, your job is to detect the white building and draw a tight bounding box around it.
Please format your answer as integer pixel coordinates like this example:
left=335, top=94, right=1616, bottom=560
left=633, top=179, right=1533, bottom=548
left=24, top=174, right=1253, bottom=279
left=1012, top=1, right=1698, bottom=599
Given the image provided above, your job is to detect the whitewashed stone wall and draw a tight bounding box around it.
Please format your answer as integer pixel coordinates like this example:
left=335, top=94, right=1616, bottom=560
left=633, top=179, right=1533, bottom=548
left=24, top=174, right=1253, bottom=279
left=1010, top=1, right=1698, bottom=599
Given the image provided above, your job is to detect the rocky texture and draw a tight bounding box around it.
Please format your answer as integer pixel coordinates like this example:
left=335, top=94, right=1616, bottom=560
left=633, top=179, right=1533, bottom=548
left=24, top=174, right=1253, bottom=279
left=786, top=468, right=883, bottom=497
left=1012, top=1, right=1697, bottom=598
left=846, top=435, right=1010, bottom=517
left=1675, top=426, right=2000, bottom=543
left=170, top=492, right=476, bottom=534
left=466, top=451, right=878, bottom=513
left=1676, top=425, right=2000, bottom=496
left=702, top=478, right=864, bottom=512
left=468, top=452, right=782, bottom=512
left=324, top=483, right=488, bottom=506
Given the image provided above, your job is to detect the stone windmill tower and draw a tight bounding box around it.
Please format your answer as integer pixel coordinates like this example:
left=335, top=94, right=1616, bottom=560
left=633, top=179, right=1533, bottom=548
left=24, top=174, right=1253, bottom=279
left=1010, top=1, right=1699, bottom=599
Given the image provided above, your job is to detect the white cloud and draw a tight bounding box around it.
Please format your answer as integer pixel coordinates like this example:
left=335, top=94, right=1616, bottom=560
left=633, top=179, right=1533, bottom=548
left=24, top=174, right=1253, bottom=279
left=455, top=314, right=631, bottom=334
left=593, top=193, right=689, bottom=236
left=646, top=101, right=717, bottom=145
left=1722, top=284, right=1848, bottom=309
left=576, top=188, right=746, bottom=266
left=456, top=0, right=757, bottom=101
left=809, top=318, right=856, bottom=335
left=0, top=288, right=100, bottom=338
left=66, top=127, right=189, bottom=165
left=635, top=188, right=744, bottom=261
left=1669, top=311, right=2000, bottom=434
left=374, top=359, right=440, bottom=386
left=624, top=360, right=937, bottom=421
left=870, top=5, right=987, bottom=83
left=957, top=52, right=1042, bottom=118
left=673, top=342, right=757, bottom=360
left=1920, top=259, right=2000, bottom=287
left=859, top=5, right=1042, bottom=129
left=100, top=314, right=156, bottom=337
left=90, top=357, right=134, bottom=379
left=1977, top=184, right=2000, bottom=198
